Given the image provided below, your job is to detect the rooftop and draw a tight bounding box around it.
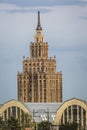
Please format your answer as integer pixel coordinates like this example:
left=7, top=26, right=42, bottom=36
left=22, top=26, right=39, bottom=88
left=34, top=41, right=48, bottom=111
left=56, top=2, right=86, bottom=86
left=24, top=102, right=62, bottom=122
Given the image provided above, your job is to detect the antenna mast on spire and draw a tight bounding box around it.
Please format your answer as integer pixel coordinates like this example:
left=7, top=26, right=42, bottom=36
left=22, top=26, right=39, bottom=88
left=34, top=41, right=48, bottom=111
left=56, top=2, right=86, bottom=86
left=36, top=11, right=42, bottom=31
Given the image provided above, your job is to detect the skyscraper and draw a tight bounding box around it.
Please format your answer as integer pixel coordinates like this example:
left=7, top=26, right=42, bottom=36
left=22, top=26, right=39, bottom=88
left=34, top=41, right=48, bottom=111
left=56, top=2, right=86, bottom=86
left=17, top=11, right=62, bottom=103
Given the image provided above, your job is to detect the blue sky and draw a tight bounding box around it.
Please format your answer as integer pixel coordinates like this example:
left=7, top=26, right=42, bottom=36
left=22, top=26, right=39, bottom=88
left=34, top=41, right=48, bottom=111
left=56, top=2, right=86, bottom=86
left=0, top=0, right=87, bottom=103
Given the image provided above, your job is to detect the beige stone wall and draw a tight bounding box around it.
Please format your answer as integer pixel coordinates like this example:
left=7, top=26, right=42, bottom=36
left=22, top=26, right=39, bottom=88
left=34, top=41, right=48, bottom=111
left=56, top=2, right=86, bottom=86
left=17, top=17, right=62, bottom=103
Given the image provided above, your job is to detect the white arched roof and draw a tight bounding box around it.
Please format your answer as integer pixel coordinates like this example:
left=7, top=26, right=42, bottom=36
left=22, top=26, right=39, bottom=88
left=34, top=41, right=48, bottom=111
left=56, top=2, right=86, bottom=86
left=0, top=99, right=30, bottom=116
left=54, top=98, right=87, bottom=125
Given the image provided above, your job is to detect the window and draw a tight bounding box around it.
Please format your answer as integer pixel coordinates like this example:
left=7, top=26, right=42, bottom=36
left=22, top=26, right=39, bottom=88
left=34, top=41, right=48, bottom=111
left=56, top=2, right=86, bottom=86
left=4, top=110, right=7, bottom=120
left=61, top=105, right=86, bottom=129
left=18, top=107, right=20, bottom=118
left=37, top=38, right=38, bottom=42
left=12, top=106, right=16, bottom=117
left=8, top=107, right=10, bottom=118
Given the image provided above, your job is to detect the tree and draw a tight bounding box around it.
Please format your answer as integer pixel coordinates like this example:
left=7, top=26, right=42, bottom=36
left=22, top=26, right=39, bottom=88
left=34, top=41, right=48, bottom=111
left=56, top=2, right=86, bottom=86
left=38, top=121, right=51, bottom=130
left=21, top=113, right=33, bottom=130
left=0, top=117, right=3, bottom=129
left=0, top=117, right=7, bottom=130
left=59, top=122, right=78, bottom=130
left=70, top=122, right=78, bottom=130
left=0, top=113, right=33, bottom=130
left=7, top=116, right=21, bottom=130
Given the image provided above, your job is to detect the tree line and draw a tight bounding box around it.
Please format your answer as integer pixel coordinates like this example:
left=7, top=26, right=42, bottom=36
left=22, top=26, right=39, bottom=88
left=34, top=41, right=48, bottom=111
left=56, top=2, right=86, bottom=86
left=0, top=115, right=85, bottom=130
left=0, top=113, right=34, bottom=130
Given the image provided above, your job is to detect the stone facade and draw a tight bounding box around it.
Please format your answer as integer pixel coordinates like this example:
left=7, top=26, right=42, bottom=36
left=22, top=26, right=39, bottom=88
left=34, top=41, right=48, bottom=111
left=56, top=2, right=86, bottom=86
left=17, top=11, right=62, bottom=103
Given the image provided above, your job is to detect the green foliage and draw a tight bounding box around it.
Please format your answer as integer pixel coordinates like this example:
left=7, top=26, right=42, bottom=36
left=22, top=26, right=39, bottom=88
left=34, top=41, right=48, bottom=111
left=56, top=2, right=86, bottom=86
left=0, top=117, right=3, bottom=128
left=0, top=116, right=21, bottom=130
left=21, top=113, right=33, bottom=129
left=0, top=113, right=33, bottom=130
left=59, top=122, right=78, bottom=130
left=0, top=117, right=7, bottom=130
left=38, top=121, right=51, bottom=130
left=7, top=116, right=21, bottom=130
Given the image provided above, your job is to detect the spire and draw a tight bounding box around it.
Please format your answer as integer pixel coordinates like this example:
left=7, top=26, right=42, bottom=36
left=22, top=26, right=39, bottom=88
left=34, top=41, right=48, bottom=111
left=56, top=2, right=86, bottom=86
left=36, top=11, right=42, bottom=31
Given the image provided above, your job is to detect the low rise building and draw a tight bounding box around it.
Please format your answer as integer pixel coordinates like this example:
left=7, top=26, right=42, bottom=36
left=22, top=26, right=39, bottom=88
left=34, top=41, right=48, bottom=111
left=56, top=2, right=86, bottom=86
left=0, top=98, right=87, bottom=129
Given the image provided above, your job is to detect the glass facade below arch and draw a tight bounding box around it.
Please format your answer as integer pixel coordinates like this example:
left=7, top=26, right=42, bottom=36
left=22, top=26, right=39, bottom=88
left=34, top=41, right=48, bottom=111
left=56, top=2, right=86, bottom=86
left=61, top=105, right=86, bottom=129
left=3, top=106, right=24, bottom=120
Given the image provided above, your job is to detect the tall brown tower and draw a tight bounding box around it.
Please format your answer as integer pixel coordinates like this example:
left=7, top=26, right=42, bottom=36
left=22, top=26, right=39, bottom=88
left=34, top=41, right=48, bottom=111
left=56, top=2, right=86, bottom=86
left=17, top=11, right=62, bottom=103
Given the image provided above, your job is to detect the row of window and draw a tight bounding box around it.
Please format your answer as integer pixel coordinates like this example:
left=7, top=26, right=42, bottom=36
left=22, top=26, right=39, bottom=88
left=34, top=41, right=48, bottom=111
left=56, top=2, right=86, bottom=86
left=3, top=107, right=24, bottom=120
left=24, top=67, right=55, bottom=73
left=30, top=44, right=48, bottom=49
left=24, top=62, right=55, bottom=66
left=61, top=105, right=86, bottom=127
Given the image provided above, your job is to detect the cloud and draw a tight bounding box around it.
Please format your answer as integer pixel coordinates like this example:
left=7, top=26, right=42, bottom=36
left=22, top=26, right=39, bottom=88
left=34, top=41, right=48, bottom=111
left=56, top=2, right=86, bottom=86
left=0, top=3, right=52, bottom=13
left=0, top=4, right=87, bottom=57
left=80, top=16, right=87, bottom=19
left=0, top=4, right=87, bottom=56
left=0, top=0, right=87, bottom=7
left=43, top=6, right=87, bottom=50
left=0, top=3, right=87, bottom=103
left=80, top=0, right=87, bottom=1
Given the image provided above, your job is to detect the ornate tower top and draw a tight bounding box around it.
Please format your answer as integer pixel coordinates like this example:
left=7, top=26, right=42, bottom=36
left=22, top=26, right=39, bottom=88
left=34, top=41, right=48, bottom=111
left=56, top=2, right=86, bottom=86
left=34, top=11, right=44, bottom=43
left=30, top=11, right=48, bottom=59
left=36, top=11, right=42, bottom=31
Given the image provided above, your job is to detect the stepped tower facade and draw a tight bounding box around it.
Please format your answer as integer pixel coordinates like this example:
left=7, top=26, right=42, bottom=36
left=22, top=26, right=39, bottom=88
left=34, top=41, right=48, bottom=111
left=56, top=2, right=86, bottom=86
left=17, top=11, right=62, bottom=103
